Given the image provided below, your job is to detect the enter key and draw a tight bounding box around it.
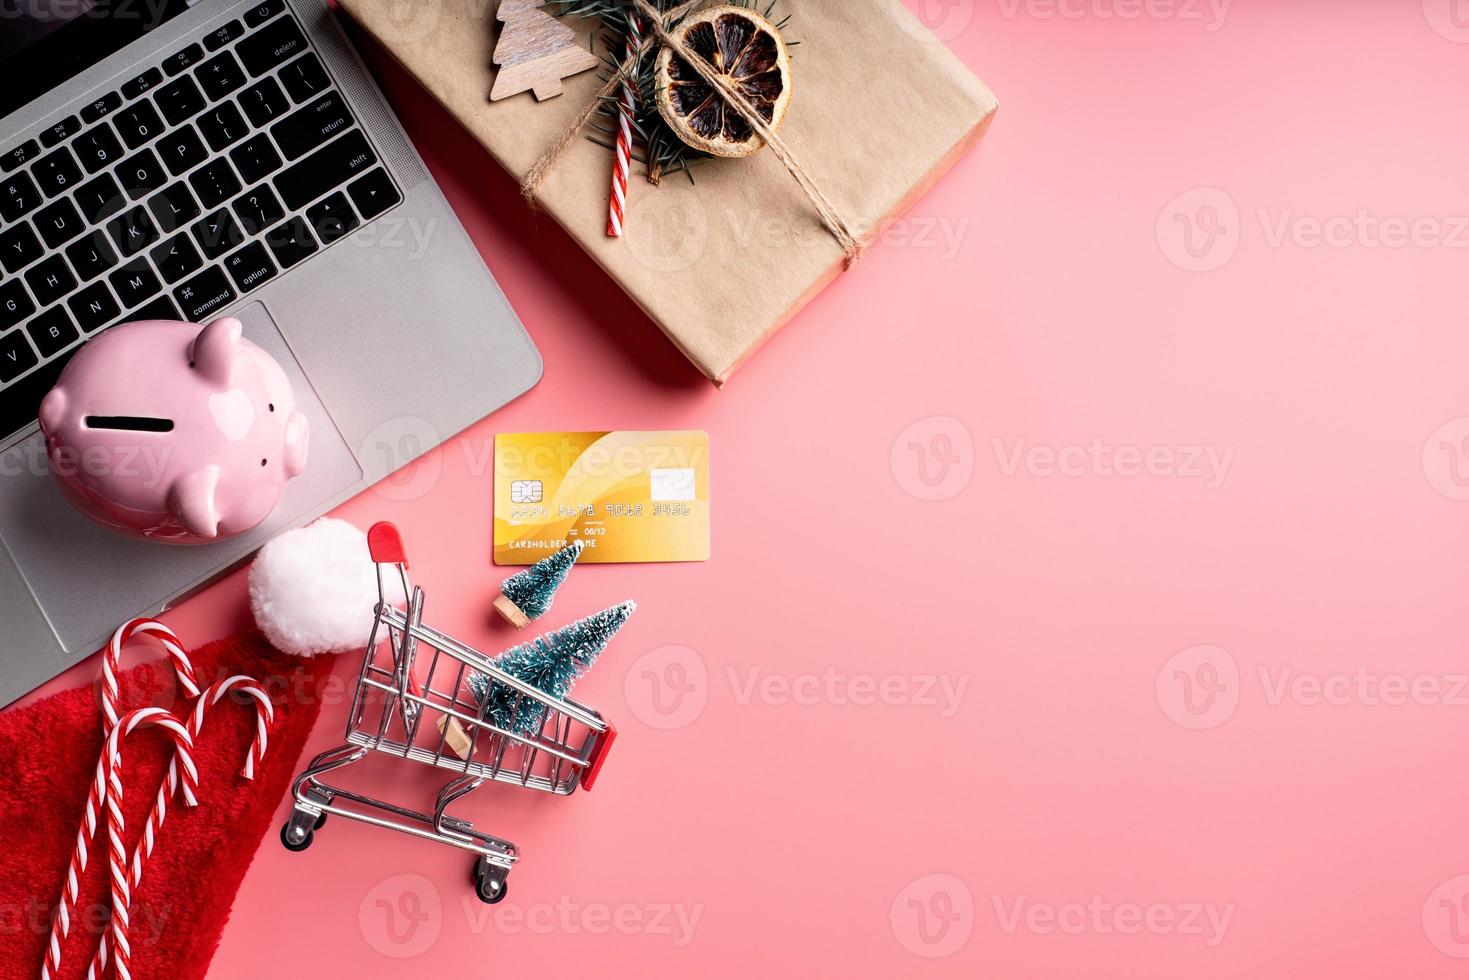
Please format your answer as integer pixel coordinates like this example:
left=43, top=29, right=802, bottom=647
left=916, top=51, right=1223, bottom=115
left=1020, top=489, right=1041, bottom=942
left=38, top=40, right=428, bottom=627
left=270, top=91, right=354, bottom=161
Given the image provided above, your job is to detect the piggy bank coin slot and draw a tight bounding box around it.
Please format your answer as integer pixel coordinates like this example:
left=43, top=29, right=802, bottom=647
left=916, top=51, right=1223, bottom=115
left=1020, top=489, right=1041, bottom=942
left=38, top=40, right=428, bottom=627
left=82, top=416, right=176, bottom=433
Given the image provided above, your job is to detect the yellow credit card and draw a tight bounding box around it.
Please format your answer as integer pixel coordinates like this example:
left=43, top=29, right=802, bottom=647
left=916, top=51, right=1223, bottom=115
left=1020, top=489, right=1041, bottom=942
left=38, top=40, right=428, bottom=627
left=494, top=431, right=710, bottom=565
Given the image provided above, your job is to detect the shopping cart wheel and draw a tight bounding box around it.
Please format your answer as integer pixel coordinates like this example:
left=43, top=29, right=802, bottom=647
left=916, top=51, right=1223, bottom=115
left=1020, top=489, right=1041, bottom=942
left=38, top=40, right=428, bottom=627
left=472, top=857, right=509, bottom=904
left=280, top=821, right=314, bottom=852
left=314, top=812, right=329, bottom=830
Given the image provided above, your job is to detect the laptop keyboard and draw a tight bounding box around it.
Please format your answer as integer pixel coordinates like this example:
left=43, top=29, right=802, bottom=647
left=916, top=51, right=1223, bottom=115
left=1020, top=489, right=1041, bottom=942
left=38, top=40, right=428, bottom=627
left=0, top=0, right=403, bottom=441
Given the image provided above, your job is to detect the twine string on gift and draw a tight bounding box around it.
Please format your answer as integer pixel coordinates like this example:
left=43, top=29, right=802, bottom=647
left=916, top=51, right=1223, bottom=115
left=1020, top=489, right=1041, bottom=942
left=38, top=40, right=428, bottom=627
left=522, top=0, right=866, bottom=268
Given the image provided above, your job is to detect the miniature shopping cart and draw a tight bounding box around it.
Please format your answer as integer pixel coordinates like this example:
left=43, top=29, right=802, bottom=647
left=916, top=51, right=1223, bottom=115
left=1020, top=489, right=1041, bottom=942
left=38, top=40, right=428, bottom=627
left=280, top=522, right=617, bottom=903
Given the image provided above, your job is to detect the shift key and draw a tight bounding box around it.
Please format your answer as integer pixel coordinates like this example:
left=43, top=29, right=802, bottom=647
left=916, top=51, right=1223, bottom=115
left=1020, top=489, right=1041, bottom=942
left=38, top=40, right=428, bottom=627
left=271, top=92, right=354, bottom=160
left=274, top=130, right=375, bottom=211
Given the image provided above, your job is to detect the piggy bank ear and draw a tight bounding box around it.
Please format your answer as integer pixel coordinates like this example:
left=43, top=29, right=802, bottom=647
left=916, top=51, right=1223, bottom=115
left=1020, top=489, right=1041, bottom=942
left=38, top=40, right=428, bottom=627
left=39, top=387, right=66, bottom=435
left=283, top=412, right=309, bottom=478
left=168, top=465, right=221, bottom=539
left=190, top=317, right=242, bottom=387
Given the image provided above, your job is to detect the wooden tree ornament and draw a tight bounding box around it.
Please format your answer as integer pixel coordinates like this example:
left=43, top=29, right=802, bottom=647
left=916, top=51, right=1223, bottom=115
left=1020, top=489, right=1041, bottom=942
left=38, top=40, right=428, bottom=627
left=490, top=0, right=600, bottom=102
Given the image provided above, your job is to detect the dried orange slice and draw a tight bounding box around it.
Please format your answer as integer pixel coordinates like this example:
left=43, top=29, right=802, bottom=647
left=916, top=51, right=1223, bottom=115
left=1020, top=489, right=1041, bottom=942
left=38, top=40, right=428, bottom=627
left=655, top=4, right=793, bottom=159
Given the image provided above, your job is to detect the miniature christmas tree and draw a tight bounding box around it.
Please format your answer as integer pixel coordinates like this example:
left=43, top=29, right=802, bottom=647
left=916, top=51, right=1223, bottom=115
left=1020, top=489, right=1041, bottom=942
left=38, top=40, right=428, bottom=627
left=470, top=600, right=635, bottom=735
left=490, top=0, right=600, bottom=102
left=493, top=539, right=584, bottom=628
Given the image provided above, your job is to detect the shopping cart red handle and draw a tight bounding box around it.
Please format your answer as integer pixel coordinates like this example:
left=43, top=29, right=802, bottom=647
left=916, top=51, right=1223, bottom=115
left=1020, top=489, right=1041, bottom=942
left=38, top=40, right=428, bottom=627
left=581, top=720, right=617, bottom=791
left=368, top=522, right=409, bottom=567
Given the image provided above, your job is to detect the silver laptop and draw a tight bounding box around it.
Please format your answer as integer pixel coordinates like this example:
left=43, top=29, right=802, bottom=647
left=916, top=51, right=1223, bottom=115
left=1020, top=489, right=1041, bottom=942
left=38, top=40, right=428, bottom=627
left=0, top=0, right=542, bottom=706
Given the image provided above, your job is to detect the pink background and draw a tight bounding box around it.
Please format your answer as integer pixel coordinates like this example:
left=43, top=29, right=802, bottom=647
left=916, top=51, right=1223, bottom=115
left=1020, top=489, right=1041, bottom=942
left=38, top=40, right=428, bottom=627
left=17, top=0, right=1469, bottom=975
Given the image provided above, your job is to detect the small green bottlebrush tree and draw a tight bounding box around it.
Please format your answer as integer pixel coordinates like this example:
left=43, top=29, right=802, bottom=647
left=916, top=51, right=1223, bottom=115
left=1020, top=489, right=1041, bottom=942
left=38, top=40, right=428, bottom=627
left=494, top=539, right=586, bottom=628
left=470, top=600, right=635, bottom=734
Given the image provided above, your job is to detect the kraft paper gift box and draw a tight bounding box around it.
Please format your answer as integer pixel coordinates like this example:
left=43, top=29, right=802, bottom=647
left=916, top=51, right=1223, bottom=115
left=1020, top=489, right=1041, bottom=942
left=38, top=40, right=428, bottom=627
left=337, top=0, right=998, bottom=384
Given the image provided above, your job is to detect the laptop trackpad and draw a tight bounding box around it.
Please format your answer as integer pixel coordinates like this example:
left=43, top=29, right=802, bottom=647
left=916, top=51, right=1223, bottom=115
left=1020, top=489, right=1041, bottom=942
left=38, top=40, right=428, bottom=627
left=0, top=303, right=362, bottom=652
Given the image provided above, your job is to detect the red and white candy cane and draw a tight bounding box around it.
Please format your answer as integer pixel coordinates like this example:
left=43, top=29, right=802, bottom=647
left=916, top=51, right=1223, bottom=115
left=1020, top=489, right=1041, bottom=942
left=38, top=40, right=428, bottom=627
left=100, top=618, right=201, bottom=731
left=606, top=14, right=644, bottom=238
left=87, top=676, right=274, bottom=980
left=42, top=707, right=197, bottom=980
left=41, top=620, right=200, bottom=980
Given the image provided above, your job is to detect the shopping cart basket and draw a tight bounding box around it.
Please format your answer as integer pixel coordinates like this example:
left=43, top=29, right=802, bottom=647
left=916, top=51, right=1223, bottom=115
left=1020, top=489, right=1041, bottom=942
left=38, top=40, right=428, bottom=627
left=280, top=522, right=617, bottom=902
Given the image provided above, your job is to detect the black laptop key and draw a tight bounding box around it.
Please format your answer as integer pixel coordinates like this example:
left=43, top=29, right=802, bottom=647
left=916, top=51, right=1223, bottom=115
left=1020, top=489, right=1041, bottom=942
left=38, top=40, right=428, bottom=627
left=240, top=77, right=290, bottom=127
left=1, top=140, right=39, bottom=173
left=120, top=68, right=164, bottom=100
left=192, top=209, right=244, bottom=259
left=35, top=199, right=85, bottom=249
left=264, top=216, right=317, bottom=269
left=152, top=233, right=204, bottom=283
left=0, top=280, right=36, bottom=331
left=155, top=76, right=206, bottom=126
left=173, top=265, right=236, bottom=321
left=233, top=185, right=284, bottom=235
left=66, top=284, right=118, bottom=334
left=40, top=116, right=81, bottom=149
left=75, top=174, right=126, bottom=224
left=33, top=148, right=82, bottom=197
left=125, top=295, right=183, bottom=323
left=81, top=91, right=123, bottom=124
left=0, top=224, right=43, bottom=274
left=164, top=43, right=205, bottom=77
left=189, top=159, right=242, bottom=210
left=106, top=206, right=159, bottom=257
left=305, top=192, right=357, bottom=245
left=230, top=135, right=282, bottom=185
left=223, top=241, right=277, bottom=293
left=0, top=330, right=38, bottom=382
left=280, top=54, right=330, bottom=103
left=275, top=131, right=376, bottom=211
left=115, top=101, right=165, bottom=149
left=148, top=182, right=201, bottom=232
left=110, top=259, right=161, bottom=308
left=158, top=125, right=208, bottom=176
left=74, top=124, right=125, bottom=174
left=205, top=19, right=245, bottom=51
left=0, top=173, right=41, bottom=222
left=65, top=232, right=119, bottom=282
left=244, top=0, right=287, bottom=28
left=347, top=169, right=400, bottom=221
left=238, top=16, right=308, bottom=76
left=31, top=305, right=81, bottom=354
left=196, top=52, right=247, bottom=101
left=24, top=255, right=76, bottom=307
left=272, top=92, right=353, bottom=161
left=198, top=103, right=249, bottom=152
left=116, top=149, right=168, bottom=199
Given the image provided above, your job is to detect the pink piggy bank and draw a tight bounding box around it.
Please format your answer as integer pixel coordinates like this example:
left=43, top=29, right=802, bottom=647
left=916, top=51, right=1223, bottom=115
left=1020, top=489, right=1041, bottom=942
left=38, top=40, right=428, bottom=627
left=39, top=316, right=309, bottom=544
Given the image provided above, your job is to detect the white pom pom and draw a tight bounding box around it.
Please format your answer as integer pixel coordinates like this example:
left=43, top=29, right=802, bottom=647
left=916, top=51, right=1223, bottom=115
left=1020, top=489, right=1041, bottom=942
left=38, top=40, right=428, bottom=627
left=249, top=518, right=406, bottom=657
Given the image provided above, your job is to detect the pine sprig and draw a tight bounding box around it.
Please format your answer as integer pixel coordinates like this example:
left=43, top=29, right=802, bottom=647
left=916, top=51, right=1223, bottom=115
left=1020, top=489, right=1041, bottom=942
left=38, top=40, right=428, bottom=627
left=543, top=0, right=794, bottom=185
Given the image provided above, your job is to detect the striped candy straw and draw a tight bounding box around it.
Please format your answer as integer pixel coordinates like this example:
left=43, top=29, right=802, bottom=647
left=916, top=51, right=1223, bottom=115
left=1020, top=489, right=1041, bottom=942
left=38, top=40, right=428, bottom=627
left=42, top=708, right=197, bottom=980
left=88, top=676, right=274, bottom=980
left=607, top=14, right=644, bottom=238
left=41, top=620, right=200, bottom=980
